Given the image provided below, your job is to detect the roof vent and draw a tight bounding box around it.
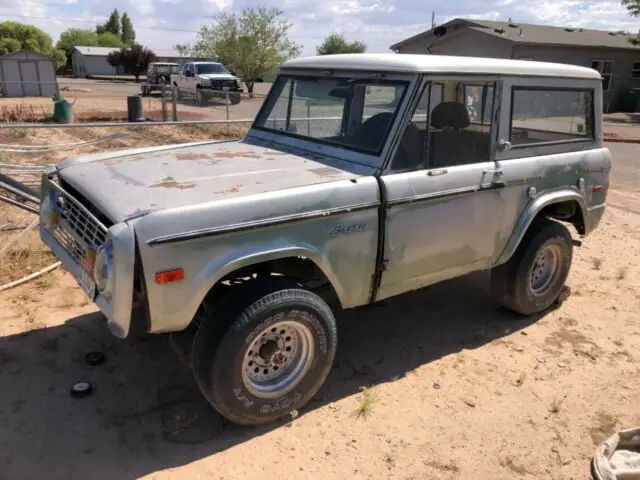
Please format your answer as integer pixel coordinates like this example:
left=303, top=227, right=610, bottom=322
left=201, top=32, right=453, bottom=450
left=494, top=28, right=506, bottom=34
left=608, top=31, right=618, bottom=36
left=508, top=22, right=519, bottom=28
left=564, top=27, right=575, bottom=32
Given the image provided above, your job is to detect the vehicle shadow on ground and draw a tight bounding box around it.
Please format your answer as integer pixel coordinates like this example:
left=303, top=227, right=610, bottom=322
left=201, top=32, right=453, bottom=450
left=0, top=270, right=553, bottom=479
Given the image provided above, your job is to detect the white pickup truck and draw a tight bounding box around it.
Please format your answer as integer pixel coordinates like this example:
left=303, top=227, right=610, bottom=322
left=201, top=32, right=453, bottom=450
left=170, top=61, right=243, bottom=105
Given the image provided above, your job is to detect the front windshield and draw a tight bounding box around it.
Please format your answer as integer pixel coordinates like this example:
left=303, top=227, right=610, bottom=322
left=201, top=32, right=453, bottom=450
left=254, top=75, right=408, bottom=155
left=195, top=63, right=229, bottom=75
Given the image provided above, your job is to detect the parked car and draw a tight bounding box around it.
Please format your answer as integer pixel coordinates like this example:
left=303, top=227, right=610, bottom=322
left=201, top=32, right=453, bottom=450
left=141, top=62, right=180, bottom=96
left=170, top=61, right=243, bottom=105
left=39, top=53, right=611, bottom=427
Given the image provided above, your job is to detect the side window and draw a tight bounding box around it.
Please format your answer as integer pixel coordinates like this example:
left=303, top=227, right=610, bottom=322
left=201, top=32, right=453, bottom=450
left=390, top=79, right=496, bottom=172
left=510, top=88, right=594, bottom=146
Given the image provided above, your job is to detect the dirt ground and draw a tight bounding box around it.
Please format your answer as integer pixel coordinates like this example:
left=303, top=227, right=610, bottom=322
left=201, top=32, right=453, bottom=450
left=0, top=119, right=639, bottom=479
left=0, top=85, right=264, bottom=123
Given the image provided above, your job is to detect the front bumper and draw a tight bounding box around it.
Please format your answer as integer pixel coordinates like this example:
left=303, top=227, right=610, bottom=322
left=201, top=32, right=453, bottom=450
left=39, top=170, right=136, bottom=338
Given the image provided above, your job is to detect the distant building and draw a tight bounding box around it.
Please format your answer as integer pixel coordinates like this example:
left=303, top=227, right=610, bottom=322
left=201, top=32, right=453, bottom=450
left=70, top=46, right=207, bottom=78
left=0, top=49, right=57, bottom=98
left=390, top=18, right=640, bottom=113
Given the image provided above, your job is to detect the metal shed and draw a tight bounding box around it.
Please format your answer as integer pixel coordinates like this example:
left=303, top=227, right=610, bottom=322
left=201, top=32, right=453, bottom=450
left=0, top=49, right=58, bottom=98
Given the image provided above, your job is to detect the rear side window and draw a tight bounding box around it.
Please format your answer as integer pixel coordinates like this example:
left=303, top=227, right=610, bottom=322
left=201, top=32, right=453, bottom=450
left=510, top=88, right=594, bottom=146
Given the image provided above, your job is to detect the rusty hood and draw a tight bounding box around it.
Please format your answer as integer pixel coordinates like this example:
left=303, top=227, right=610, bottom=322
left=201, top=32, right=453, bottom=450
left=57, top=137, right=373, bottom=222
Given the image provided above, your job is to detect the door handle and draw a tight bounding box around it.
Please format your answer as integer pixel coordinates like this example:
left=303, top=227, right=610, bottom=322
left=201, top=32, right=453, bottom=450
left=483, top=168, right=503, bottom=176
left=427, top=169, right=448, bottom=176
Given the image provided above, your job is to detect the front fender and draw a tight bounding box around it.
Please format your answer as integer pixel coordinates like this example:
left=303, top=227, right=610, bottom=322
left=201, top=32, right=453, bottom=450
left=495, top=188, right=588, bottom=266
left=149, top=244, right=349, bottom=334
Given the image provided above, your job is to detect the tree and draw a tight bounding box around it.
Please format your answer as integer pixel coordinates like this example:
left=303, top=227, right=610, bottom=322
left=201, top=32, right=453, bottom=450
left=0, top=21, right=65, bottom=69
left=0, top=38, right=21, bottom=56
left=56, top=28, right=123, bottom=52
left=107, top=44, right=157, bottom=82
left=316, top=33, right=366, bottom=55
left=97, top=9, right=121, bottom=36
left=186, top=7, right=301, bottom=96
left=51, top=49, right=67, bottom=70
left=622, top=0, right=640, bottom=44
left=97, top=32, right=124, bottom=47
left=121, top=13, right=136, bottom=45
left=0, top=21, right=54, bottom=53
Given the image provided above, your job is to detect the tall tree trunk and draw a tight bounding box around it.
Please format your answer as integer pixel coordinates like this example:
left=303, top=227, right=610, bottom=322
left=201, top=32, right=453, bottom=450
left=247, top=81, right=255, bottom=98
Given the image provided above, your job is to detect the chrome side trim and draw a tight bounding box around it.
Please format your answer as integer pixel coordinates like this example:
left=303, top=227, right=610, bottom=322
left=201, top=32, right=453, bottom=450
left=147, top=201, right=380, bottom=246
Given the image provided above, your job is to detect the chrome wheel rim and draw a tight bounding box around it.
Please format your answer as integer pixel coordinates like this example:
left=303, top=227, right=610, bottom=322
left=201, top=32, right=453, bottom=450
left=530, top=244, right=562, bottom=295
left=241, top=320, right=314, bottom=399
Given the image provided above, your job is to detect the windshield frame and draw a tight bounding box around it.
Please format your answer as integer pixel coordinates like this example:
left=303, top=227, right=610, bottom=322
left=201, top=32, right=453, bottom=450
left=251, top=71, right=414, bottom=164
left=195, top=63, right=230, bottom=75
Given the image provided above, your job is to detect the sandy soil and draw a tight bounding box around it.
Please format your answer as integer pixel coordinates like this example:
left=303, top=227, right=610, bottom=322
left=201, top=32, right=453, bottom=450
left=0, top=194, right=638, bottom=480
left=0, top=87, right=264, bottom=123
left=0, top=109, right=639, bottom=479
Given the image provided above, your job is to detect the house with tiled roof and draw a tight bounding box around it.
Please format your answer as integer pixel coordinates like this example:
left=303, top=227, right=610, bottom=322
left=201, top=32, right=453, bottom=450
left=390, top=18, right=640, bottom=112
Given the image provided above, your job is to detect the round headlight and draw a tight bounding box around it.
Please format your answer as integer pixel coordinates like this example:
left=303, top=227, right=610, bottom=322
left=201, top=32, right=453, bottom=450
left=94, top=239, right=114, bottom=296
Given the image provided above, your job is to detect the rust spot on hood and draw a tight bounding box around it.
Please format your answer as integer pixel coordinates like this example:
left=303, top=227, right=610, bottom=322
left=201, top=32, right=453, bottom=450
left=150, top=176, right=196, bottom=190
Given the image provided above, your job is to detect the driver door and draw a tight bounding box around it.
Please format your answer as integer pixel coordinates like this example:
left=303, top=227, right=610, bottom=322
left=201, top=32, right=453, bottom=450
left=376, top=77, right=507, bottom=301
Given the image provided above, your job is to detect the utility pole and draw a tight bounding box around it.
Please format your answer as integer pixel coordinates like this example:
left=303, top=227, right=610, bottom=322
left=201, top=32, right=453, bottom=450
left=431, top=11, right=436, bottom=29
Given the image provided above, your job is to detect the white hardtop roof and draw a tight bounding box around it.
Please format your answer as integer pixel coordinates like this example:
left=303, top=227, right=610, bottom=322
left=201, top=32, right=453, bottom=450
left=281, top=53, right=601, bottom=79
left=191, top=61, right=223, bottom=64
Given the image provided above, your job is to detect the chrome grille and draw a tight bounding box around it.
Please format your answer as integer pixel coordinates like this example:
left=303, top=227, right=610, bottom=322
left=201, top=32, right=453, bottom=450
left=212, top=79, right=236, bottom=89
left=48, top=178, right=107, bottom=263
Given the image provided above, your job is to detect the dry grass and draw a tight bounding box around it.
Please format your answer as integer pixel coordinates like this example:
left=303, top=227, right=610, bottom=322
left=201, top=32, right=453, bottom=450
left=0, top=231, right=56, bottom=285
left=616, top=266, right=629, bottom=280
left=355, top=387, right=378, bottom=419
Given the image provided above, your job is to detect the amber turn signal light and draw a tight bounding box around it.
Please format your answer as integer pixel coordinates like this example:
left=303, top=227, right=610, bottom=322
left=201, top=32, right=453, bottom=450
left=155, top=268, right=185, bottom=284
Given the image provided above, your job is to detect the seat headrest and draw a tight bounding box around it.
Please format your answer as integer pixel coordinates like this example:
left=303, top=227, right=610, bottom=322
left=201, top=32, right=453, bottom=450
left=430, top=102, right=470, bottom=129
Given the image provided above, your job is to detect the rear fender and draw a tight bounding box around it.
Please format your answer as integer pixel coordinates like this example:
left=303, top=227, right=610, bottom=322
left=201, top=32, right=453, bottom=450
left=496, top=188, right=588, bottom=266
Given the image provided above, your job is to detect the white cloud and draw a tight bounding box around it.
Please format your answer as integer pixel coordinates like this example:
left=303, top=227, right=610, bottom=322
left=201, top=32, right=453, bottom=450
left=0, top=0, right=637, bottom=55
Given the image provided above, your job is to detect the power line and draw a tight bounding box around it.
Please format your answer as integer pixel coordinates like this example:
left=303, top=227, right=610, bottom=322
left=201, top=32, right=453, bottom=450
left=0, top=12, right=201, bottom=33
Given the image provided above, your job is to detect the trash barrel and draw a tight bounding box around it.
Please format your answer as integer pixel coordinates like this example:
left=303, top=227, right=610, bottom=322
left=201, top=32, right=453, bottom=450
left=127, top=95, right=145, bottom=122
left=53, top=96, right=74, bottom=124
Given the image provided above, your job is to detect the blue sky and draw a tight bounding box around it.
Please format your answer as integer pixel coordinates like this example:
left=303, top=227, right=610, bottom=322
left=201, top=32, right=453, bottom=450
left=1, top=0, right=638, bottom=55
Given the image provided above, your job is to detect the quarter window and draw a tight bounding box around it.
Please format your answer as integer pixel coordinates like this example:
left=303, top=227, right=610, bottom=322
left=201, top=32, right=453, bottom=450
left=632, top=61, right=640, bottom=79
left=591, top=60, right=613, bottom=91
left=510, top=88, right=594, bottom=146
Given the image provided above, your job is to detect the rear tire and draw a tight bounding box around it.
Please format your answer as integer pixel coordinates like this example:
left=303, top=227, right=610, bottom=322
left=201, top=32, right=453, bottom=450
left=490, top=218, right=573, bottom=316
left=191, top=279, right=338, bottom=426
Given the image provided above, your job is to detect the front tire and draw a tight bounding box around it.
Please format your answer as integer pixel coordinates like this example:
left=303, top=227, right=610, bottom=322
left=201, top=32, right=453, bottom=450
left=192, top=280, right=338, bottom=426
left=490, top=218, right=573, bottom=316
